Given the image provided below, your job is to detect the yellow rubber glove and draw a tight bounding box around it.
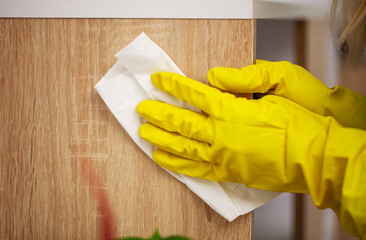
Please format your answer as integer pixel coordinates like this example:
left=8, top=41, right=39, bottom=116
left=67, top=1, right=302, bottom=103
left=208, top=60, right=366, bottom=129
left=137, top=72, right=366, bottom=238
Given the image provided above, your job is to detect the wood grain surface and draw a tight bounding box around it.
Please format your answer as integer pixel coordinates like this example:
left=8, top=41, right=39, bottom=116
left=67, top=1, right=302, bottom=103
left=0, top=19, right=255, bottom=239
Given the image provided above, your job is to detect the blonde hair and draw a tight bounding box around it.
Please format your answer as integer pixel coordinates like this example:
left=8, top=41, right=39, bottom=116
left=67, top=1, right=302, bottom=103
left=331, top=0, right=366, bottom=65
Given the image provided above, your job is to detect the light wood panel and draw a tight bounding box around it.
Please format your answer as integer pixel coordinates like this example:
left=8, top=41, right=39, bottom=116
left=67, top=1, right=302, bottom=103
left=0, top=18, right=255, bottom=239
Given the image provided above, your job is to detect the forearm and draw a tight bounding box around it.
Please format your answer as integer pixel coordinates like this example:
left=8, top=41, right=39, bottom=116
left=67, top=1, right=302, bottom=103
left=290, top=120, right=366, bottom=238
left=266, top=115, right=366, bottom=238
left=327, top=125, right=366, bottom=238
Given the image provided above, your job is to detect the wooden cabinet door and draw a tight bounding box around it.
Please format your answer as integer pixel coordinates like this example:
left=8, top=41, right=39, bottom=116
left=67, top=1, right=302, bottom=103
left=0, top=18, right=254, bottom=239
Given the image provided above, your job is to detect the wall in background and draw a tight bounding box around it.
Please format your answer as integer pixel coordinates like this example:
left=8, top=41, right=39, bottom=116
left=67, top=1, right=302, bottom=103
left=255, top=19, right=296, bottom=240
left=255, top=18, right=363, bottom=240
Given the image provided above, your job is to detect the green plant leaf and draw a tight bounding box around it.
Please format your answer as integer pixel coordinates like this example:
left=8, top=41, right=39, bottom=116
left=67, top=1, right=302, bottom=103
left=150, top=230, right=162, bottom=240
left=116, top=230, right=191, bottom=240
left=164, top=236, right=191, bottom=240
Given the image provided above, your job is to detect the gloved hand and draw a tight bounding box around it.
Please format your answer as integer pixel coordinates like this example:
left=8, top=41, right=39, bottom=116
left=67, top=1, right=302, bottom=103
left=208, top=60, right=366, bottom=129
left=137, top=72, right=337, bottom=192
left=137, top=71, right=366, bottom=238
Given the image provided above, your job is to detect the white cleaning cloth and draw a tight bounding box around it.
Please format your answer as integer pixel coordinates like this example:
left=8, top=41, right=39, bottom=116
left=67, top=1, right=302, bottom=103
left=95, top=32, right=279, bottom=221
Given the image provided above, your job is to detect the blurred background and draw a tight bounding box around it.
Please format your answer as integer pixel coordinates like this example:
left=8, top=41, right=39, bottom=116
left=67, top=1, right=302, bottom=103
left=255, top=14, right=365, bottom=240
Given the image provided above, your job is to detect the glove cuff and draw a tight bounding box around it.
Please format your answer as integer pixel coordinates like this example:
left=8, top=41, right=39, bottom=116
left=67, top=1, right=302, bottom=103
left=323, top=86, right=366, bottom=129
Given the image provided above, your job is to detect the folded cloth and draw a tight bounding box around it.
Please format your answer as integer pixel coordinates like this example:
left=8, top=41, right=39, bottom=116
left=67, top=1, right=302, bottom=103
left=95, top=32, right=279, bottom=221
